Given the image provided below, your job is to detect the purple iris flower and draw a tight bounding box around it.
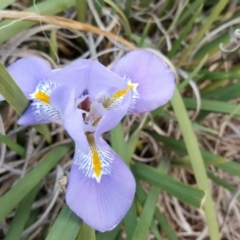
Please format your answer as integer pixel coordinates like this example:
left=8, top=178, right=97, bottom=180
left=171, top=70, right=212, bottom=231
left=1, top=49, right=175, bottom=232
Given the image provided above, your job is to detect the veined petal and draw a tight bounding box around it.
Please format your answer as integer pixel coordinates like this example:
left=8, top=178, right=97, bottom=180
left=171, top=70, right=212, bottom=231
left=17, top=101, right=60, bottom=125
left=112, top=50, right=176, bottom=113
left=95, top=90, right=132, bottom=137
left=50, top=59, right=127, bottom=98
left=18, top=80, right=61, bottom=125
left=50, top=86, right=89, bottom=153
left=5, top=57, right=51, bottom=100
left=66, top=137, right=136, bottom=232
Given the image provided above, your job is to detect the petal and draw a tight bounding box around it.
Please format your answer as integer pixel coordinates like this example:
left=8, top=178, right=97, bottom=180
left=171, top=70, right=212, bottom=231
left=50, top=86, right=89, bottom=153
left=95, top=91, right=131, bottom=137
left=66, top=138, right=136, bottom=232
left=112, top=50, right=176, bottom=113
left=7, top=57, right=51, bottom=99
left=50, top=59, right=127, bottom=98
left=17, top=101, right=60, bottom=125
left=18, top=80, right=62, bottom=125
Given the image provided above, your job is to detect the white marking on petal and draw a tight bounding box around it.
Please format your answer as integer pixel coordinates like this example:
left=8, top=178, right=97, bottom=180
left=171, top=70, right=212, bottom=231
left=31, top=101, right=61, bottom=124
left=29, top=80, right=61, bottom=123
left=29, top=80, right=59, bottom=101
left=124, top=76, right=140, bottom=113
left=74, top=136, right=113, bottom=182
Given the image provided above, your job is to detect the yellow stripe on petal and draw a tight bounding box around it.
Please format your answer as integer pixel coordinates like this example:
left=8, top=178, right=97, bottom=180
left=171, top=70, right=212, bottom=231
left=87, top=133, right=102, bottom=181
left=74, top=134, right=113, bottom=182
left=92, top=149, right=102, bottom=177
left=34, top=91, right=50, bottom=104
left=102, top=82, right=138, bottom=109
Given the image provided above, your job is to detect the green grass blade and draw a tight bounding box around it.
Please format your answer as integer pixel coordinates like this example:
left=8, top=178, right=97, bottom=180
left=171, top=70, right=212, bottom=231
left=136, top=178, right=178, bottom=240
left=5, top=183, right=41, bottom=240
left=168, top=4, right=202, bottom=59
left=0, top=132, right=25, bottom=157
left=156, top=134, right=240, bottom=177
left=104, top=0, right=132, bottom=39
left=96, top=225, right=120, bottom=240
left=110, top=123, right=138, bottom=238
left=183, top=98, right=240, bottom=117
left=133, top=162, right=205, bottom=208
left=77, top=223, right=96, bottom=240
left=177, top=0, right=203, bottom=25
left=110, top=123, right=128, bottom=164
left=50, top=29, right=58, bottom=63
left=154, top=210, right=178, bottom=240
left=177, top=0, right=228, bottom=65
left=0, top=144, right=71, bottom=221
left=131, top=163, right=166, bottom=240
left=75, top=0, right=87, bottom=22
left=131, top=187, right=159, bottom=240
left=207, top=171, right=235, bottom=193
left=139, top=18, right=152, bottom=47
left=0, top=63, right=28, bottom=113
left=46, top=204, right=81, bottom=240
left=123, top=203, right=137, bottom=239
left=171, top=89, right=219, bottom=239
left=0, top=0, right=76, bottom=44
left=124, top=0, right=133, bottom=16
left=178, top=54, right=208, bottom=91
left=0, top=63, right=51, bottom=142
left=150, top=221, right=162, bottom=240
left=0, top=0, right=15, bottom=10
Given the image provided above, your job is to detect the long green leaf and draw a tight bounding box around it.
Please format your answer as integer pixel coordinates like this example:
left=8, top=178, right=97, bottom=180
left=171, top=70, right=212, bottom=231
left=0, top=0, right=76, bottom=44
left=184, top=98, right=240, bottom=117
left=46, top=204, right=81, bottom=240
left=0, top=63, right=51, bottom=142
left=157, top=134, right=240, bottom=177
left=5, top=183, right=41, bottom=240
left=0, top=132, right=25, bottom=157
left=0, top=0, right=15, bottom=10
left=171, top=89, right=219, bottom=239
left=77, top=223, right=96, bottom=240
left=136, top=179, right=178, bottom=240
left=132, top=187, right=159, bottom=240
left=0, top=144, right=71, bottom=221
left=131, top=163, right=166, bottom=240
left=133, top=162, right=205, bottom=208
left=110, top=123, right=138, bottom=238
left=96, top=225, right=120, bottom=240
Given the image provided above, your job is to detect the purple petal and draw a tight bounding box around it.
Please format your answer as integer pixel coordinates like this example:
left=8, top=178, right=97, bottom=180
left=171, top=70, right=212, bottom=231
left=66, top=139, right=136, bottom=232
left=112, top=50, right=176, bottom=113
left=50, top=86, right=89, bottom=153
left=95, top=91, right=131, bottom=137
left=17, top=101, right=60, bottom=125
left=7, top=57, right=51, bottom=99
left=50, top=59, right=127, bottom=98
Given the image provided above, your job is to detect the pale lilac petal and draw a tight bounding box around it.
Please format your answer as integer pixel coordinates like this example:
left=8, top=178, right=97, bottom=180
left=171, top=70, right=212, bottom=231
left=50, top=59, right=127, bottom=98
left=0, top=96, right=4, bottom=101
left=7, top=57, right=51, bottom=99
left=66, top=139, right=136, bottom=232
left=17, top=101, right=60, bottom=125
left=50, top=86, right=89, bottom=153
left=112, top=50, right=176, bottom=113
left=95, top=91, right=131, bottom=137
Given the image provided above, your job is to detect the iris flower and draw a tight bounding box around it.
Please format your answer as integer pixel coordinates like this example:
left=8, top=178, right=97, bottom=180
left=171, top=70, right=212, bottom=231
left=2, top=50, right=175, bottom=232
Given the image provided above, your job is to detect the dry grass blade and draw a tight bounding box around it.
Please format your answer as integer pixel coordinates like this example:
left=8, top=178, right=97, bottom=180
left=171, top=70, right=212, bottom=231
left=0, top=10, right=137, bottom=50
